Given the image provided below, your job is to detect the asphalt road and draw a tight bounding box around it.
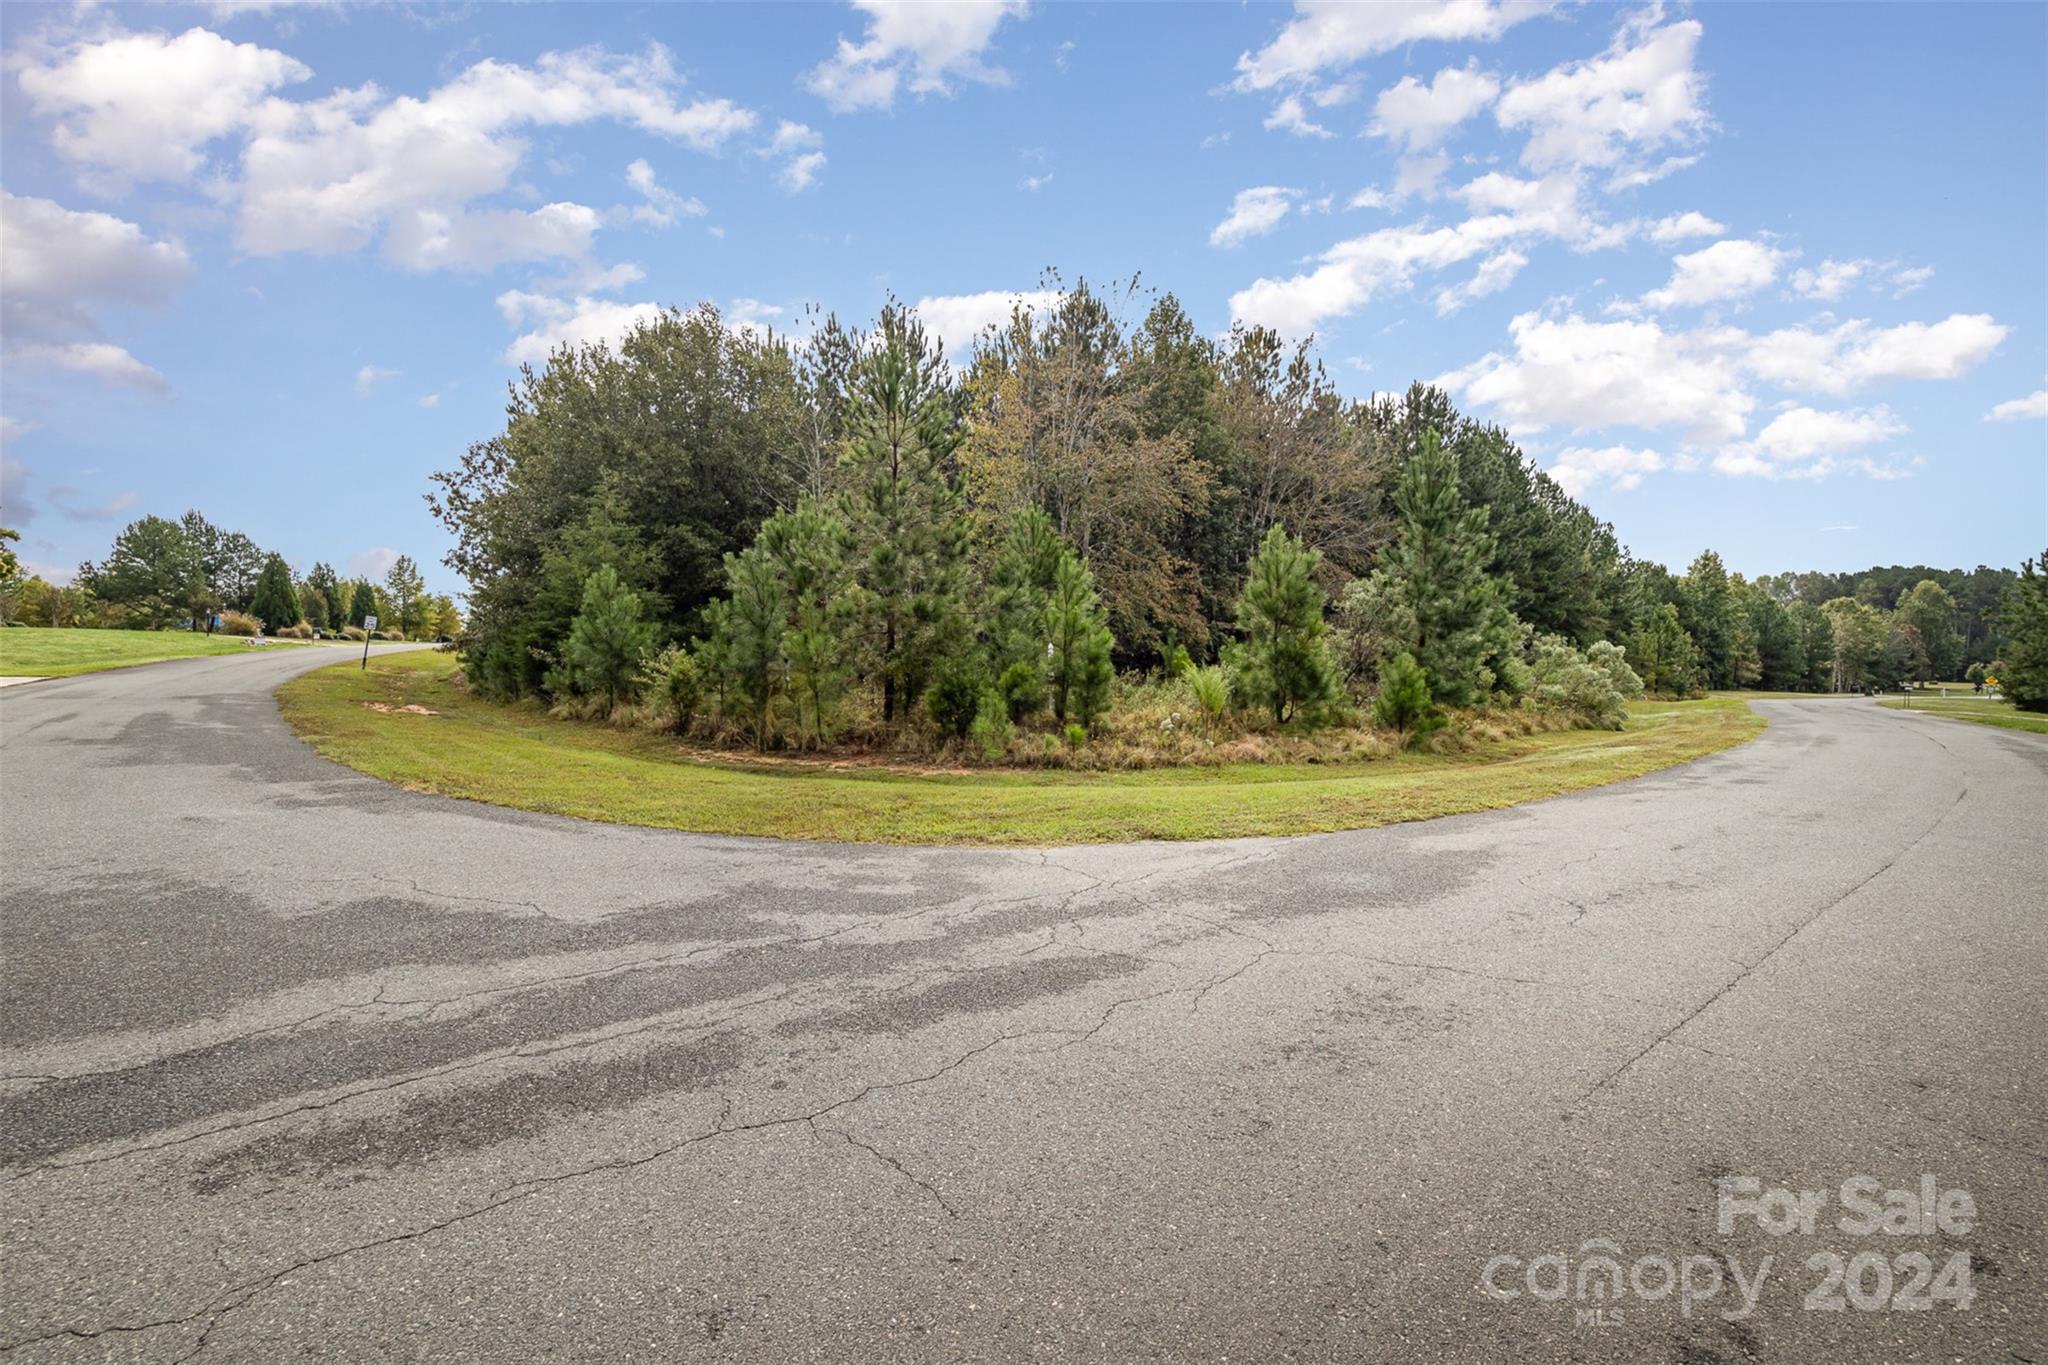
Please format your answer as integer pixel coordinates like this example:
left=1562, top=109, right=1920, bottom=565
left=2, top=648, right=2043, bottom=1363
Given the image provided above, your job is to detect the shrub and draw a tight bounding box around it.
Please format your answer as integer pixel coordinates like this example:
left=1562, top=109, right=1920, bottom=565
left=1187, top=665, right=1229, bottom=718
left=1165, top=642, right=1195, bottom=678
left=377, top=629, right=405, bottom=641
left=1371, top=651, right=1440, bottom=742
left=341, top=625, right=367, bottom=642
left=1585, top=639, right=1645, bottom=700
left=969, top=687, right=1013, bottom=759
left=925, top=658, right=983, bottom=739
left=273, top=622, right=312, bottom=639
left=648, top=646, right=699, bottom=733
left=997, top=658, right=1045, bottom=723
left=219, top=610, right=260, bottom=636
left=1529, top=634, right=1629, bottom=730
left=1064, top=722, right=1088, bottom=750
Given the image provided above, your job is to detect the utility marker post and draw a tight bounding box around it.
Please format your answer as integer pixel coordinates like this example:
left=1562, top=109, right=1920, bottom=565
left=362, top=614, right=378, bottom=670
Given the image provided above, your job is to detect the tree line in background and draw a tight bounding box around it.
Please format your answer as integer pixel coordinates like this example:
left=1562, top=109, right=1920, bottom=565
left=0, top=511, right=458, bottom=642
left=429, top=282, right=2046, bottom=755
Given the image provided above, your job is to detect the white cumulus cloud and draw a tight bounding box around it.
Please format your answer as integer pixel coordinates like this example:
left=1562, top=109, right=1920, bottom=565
left=1741, top=313, right=2008, bottom=393
left=1547, top=444, right=1667, bottom=495
left=1211, top=186, right=1298, bottom=247
left=1439, top=310, right=1753, bottom=444
left=807, top=0, right=1029, bottom=113
left=1370, top=62, right=1501, bottom=151
left=760, top=121, right=827, bottom=191
left=0, top=192, right=191, bottom=392
left=1495, top=15, right=1707, bottom=177
left=496, top=291, right=666, bottom=365
left=909, top=288, right=1059, bottom=359
left=8, top=342, right=169, bottom=394
left=1647, top=211, right=1724, bottom=243
left=1434, top=249, right=1527, bottom=315
left=1233, top=0, right=1551, bottom=91
left=17, top=27, right=310, bottom=186
left=1986, top=389, right=2048, bottom=421
left=1637, top=239, right=1786, bottom=311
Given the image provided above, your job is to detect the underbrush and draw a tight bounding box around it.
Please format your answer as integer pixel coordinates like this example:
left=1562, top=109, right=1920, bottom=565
left=534, top=665, right=1589, bottom=773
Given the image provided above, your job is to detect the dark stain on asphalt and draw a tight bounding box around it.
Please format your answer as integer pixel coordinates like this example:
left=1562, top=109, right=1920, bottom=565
left=189, top=1031, right=743, bottom=1192
left=778, top=952, right=1144, bottom=1037
left=1230, top=838, right=1489, bottom=920
left=0, top=872, right=1167, bottom=1165
left=0, top=869, right=973, bottom=1046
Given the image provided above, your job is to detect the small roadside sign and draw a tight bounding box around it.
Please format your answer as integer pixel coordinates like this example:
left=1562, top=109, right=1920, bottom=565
left=361, top=614, right=378, bottom=669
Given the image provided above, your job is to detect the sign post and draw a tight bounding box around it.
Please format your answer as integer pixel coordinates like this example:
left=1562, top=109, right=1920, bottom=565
left=362, top=614, right=378, bottom=670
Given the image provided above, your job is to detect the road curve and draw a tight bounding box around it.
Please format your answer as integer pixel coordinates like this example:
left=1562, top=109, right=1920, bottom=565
left=2, top=649, right=2043, bottom=1363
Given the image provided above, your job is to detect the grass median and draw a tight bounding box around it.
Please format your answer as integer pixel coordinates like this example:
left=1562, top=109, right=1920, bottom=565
left=0, top=626, right=315, bottom=678
left=278, top=651, right=1767, bottom=846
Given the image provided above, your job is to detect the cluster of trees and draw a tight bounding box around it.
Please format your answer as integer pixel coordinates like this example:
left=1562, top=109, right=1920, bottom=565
left=435, top=293, right=1651, bottom=749
left=421, top=281, right=2044, bottom=747
left=0, top=511, right=457, bottom=640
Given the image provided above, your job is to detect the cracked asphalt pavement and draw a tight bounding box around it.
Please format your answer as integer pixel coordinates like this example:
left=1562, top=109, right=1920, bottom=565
left=2, top=648, right=2044, bottom=1362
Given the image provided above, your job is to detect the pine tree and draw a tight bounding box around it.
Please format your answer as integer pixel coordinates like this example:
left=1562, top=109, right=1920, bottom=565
left=1044, top=552, right=1115, bottom=726
left=248, top=553, right=301, bottom=632
left=843, top=307, right=969, bottom=723
left=985, top=505, right=1065, bottom=672
left=539, top=474, right=664, bottom=644
left=1383, top=431, right=1498, bottom=707
left=384, top=554, right=426, bottom=638
left=1680, top=550, right=1735, bottom=688
left=331, top=579, right=354, bottom=631
left=1371, top=650, right=1439, bottom=742
left=760, top=498, right=855, bottom=748
left=305, top=561, right=340, bottom=631
left=1226, top=524, right=1339, bottom=726
left=1628, top=603, right=1697, bottom=696
left=351, top=579, right=381, bottom=628
left=720, top=541, right=788, bottom=749
left=563, top=565, right=656, bottom=715
left=1994, top=549, right=2048, bottom=711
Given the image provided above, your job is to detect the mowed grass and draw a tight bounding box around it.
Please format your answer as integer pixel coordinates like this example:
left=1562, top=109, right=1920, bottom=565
left=1877, top=693, right=2048, bottom=735
left=279, top=651, right=1766, bottom=846
left=0, top=626, right=311, bottom=678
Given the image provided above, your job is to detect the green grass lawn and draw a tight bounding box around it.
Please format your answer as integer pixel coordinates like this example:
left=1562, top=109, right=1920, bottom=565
left=1876, top=693, right=2048, bottom=735
left=278, top=651, right=1766, bottom=846
left=0, top=626, right=315, bottom=678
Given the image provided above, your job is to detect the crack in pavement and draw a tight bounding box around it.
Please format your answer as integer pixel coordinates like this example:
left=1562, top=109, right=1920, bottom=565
left=1571, top=778, right=1973, bottom=1108
left=0, top=1026, right=1046, bottom=1356
left=808, top=1117, right=959, bottom=1218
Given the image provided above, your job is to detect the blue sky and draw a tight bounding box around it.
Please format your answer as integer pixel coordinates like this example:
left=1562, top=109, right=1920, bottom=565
left=2, top=0, right=2042, bottom=598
